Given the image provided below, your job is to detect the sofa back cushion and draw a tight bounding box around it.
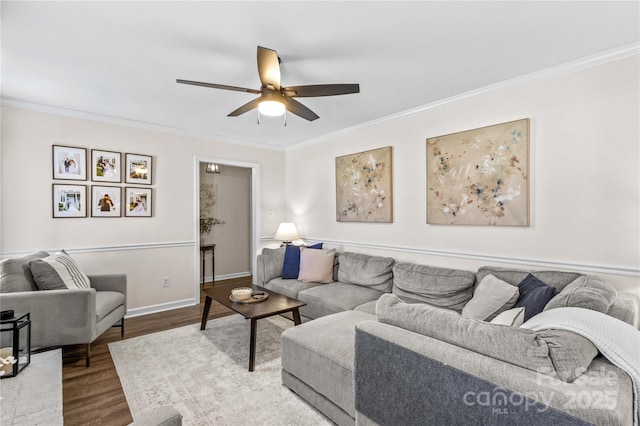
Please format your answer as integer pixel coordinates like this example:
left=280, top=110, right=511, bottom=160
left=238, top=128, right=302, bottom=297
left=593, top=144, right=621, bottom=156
left=0, top=251, right=50, bottom=293
left=377, top=294, right=599, bottom=383
left=392, top=262, right=475, bottom=313
left=337, top=252, right=394, bottom=292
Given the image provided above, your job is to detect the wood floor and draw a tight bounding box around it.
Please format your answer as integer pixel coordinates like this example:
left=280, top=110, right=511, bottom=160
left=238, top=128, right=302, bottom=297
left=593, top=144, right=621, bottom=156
left=61, top=277, right=252, bottom=426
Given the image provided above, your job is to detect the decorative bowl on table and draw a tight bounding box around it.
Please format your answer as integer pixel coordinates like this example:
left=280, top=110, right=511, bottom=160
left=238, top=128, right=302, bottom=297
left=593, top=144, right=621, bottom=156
left=231, top=287, right=253, bottom=301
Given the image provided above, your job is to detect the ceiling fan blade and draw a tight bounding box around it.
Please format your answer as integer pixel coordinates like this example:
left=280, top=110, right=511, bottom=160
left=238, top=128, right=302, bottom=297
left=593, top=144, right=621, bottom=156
left=228, top=97, right=262, bottom=117
left=283, top=98, right=319, bottom=121
left=257, top=46, right=281, bottom=90
left=177, top=79, right=260, bottom=95
left=282, top=84, right=360, bottom=98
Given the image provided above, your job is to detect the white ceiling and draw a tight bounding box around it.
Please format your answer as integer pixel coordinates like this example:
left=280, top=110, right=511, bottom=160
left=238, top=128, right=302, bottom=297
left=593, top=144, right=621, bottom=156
left=2, top=1, right=638, bottom=149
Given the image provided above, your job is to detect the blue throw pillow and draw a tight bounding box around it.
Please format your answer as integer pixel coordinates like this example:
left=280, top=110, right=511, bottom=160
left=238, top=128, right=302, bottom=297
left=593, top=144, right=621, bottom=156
left=514, top=274, right=557, bottom=321
left=281, top=243, right=323, bottom=279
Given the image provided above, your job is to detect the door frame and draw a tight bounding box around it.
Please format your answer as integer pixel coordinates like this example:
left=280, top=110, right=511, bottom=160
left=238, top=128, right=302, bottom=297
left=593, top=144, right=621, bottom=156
left=194, top=156, right=260, bottom=301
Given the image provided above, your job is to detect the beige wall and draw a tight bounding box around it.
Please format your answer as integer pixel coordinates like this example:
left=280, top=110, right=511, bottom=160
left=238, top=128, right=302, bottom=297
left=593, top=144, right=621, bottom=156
left=286, top=55, right=640, bottom=295
left=199, top=163, right=251, bottom=280
left=0, top=106, right=286, bottom=313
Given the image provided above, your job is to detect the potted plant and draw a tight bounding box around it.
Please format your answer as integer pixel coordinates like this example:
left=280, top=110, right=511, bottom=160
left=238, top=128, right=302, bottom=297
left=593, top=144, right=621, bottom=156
left=200, top=183, right=224, bottom=245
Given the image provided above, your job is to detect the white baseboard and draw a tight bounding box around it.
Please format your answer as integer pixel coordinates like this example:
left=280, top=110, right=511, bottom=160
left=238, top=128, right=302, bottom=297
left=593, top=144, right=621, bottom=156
left=125, top=298, right=198, bottom=319
left=203, top=271, right=252, bottom=283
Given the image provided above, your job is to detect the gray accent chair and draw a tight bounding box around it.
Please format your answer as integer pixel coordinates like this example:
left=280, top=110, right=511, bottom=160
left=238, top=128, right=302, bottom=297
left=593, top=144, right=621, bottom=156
left=0, top=251, right=127, bottom=367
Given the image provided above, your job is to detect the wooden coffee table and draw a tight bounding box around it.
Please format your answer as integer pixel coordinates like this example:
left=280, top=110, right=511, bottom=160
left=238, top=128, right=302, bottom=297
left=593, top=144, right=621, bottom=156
left=200, top=285, right=306, bottom=371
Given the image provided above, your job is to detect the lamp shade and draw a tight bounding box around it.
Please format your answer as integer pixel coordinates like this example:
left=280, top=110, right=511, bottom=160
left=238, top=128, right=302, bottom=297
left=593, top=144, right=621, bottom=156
left=274, top=223, right=300, bottom=242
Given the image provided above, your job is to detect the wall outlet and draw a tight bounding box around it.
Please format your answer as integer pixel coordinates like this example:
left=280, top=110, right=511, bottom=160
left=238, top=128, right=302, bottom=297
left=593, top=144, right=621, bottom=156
left=267, top=211, right=274, bottom=218
left=162, top=277, right=170, bottom=288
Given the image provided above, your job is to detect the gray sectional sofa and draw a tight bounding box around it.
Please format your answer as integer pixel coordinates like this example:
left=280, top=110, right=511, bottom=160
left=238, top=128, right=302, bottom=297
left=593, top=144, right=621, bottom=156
left=256, top=247, right=640, bottom=426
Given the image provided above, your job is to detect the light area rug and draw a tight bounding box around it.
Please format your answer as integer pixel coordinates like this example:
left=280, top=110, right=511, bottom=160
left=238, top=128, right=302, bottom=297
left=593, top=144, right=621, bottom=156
left=0, top=349, right=63, bottom=426
left=109, top=314, right=331, bottom=426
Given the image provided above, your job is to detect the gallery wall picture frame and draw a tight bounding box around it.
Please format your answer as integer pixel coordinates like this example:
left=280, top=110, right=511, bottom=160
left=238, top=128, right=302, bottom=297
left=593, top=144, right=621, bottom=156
left=91, top=185, right=122, bottom=218
left=52, top=184, right=87, bottom=218
left=124, top=187, right=152, bottom=217
left=52, top=145, right=87, bottom=181
left=125, top=153, right=153, bottom=185
left=426, top=118, right=530, bottom=226
left=335, top=146, right=393, bottom=223
left=91, top=149, right=122, bottom=183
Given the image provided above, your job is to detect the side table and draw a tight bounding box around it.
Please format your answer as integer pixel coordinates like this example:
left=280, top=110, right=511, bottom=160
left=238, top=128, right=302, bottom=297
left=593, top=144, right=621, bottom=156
left=200, top=244, right=216, bottom=287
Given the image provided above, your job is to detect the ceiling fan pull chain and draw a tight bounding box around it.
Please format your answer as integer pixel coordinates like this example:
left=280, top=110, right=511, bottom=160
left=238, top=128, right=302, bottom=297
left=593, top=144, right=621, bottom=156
left=283, top=110, right=287, bottom=127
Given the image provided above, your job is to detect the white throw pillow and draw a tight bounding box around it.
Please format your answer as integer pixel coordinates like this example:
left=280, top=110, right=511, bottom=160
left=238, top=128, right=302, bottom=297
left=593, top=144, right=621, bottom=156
left=298, top=248, right=335, bottom=283
left=462, top=274, right=519, bottom=321
left=490, top=307, right=526, bottom=327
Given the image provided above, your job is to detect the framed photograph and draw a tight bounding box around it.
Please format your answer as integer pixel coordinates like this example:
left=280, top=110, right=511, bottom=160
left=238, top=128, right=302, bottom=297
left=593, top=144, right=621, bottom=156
left=52, top=184, right=87, bottom=218
left=91, top=149, right=121, bottom=183
left=426, top=118, right=530, bottom=226
left=125, top=153, right=152, bottom=185
left=125, top=187, right=152, bottom=217
left=335, top=146, right=393, bottom=223
left=52, top=145, right=87, bottom=180
left=91, top=186, right=121, bottom=217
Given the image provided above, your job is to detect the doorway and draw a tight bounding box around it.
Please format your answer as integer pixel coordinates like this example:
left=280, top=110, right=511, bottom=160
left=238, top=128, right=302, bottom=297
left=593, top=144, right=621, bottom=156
left=194, top=157, right=260, bottom=301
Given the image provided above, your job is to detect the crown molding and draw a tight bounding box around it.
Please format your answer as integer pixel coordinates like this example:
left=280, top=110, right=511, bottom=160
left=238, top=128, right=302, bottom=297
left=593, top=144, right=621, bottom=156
left=0, top=98, right=285, bottom=152
left=287, top=42, right=640, bottom=152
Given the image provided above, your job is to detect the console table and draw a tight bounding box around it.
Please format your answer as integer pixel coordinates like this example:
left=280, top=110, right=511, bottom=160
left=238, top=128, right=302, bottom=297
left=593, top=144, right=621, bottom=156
left=200, top=244, right=216, bottom=287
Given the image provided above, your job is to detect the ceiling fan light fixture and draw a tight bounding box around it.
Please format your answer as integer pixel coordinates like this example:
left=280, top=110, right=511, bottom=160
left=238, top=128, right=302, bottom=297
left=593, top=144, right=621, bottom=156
left=258, top=99, right=286, bottom=116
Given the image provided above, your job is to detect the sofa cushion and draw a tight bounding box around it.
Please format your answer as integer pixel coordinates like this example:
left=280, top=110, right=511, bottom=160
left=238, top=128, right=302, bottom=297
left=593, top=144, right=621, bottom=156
left=281, top=310, right=376, bottom=417
left=545, top=275, right=617, bottom=314
left=95, top=291, right=126, bottom=322
left=476, top=266, right=582, bottom=293
left=489, top=307, right=525, bottom=327
left=298, top=282, right=385, bottom=319
left=514, top=274, right=557, bottom=321
left=462, top=274, right=519, bottom=321
left=28, top=251, right=91, bottom=290
left=392, top=262, right=475, bottom=313
left=282, top=243, right=323, bottom=279
left=337, top=252, right=394, bottom=292
left=377, top=294, right=598, bottom=382
left=262, top=277, right=322, bottom=300
left=0, top=251, right=49, bottom=293
left=259, top=247, right=285, bottom=283
left=298, top=248, right=335, bottom=283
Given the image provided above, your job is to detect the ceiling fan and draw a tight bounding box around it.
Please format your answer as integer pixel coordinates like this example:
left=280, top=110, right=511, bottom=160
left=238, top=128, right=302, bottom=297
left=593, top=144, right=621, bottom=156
left=177, top=46, right=360, bottom=122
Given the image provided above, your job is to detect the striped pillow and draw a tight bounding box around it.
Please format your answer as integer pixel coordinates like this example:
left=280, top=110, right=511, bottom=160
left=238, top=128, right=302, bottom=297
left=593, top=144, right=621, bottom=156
left=28, top=251, right=90, bottom=290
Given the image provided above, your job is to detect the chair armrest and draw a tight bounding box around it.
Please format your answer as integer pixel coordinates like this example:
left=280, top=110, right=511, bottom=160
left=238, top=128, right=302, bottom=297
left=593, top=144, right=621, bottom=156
left=0, top=289, right=97, bottom=347
left=89, top=274, right=127, bottom=294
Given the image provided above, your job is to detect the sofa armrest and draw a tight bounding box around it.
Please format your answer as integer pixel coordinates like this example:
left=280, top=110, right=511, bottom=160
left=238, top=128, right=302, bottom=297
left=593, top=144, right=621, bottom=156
left=354, top=320, right=632, bottom=426
left=89, top=273, right=127, bottom=294
left=0, top=289, right=97, bottom=348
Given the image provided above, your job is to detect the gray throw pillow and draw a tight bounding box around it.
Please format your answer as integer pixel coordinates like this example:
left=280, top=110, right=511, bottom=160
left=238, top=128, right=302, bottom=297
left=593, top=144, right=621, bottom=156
left=0, top=251, right=50, bottom=292
left=337, top=252, right=394, bottom=291
left=377, top=294, right=598, bottom=383
left=544, top=275, right=617, bottom=314
left=28, top=251, right=91, bottom=290
left=260, top=247, right=286, bottom=283
left=392, top=262, right=475, bottom=313
left=462, top=274, right=519, bottom=321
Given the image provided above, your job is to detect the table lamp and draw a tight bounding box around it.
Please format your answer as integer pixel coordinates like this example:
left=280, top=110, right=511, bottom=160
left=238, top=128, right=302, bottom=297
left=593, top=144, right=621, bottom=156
left=274, top=223, right=300, bottom=246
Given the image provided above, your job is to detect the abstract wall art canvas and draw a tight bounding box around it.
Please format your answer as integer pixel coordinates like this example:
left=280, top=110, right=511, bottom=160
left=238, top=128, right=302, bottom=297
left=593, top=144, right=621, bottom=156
left=426, top=118, right=530, bottom=226
left=336, top=146, right=393, bottom=223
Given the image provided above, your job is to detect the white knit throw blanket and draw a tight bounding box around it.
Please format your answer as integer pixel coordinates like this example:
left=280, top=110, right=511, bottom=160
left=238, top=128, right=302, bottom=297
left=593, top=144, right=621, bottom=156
left=522, top=307, right=640, bottom=426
